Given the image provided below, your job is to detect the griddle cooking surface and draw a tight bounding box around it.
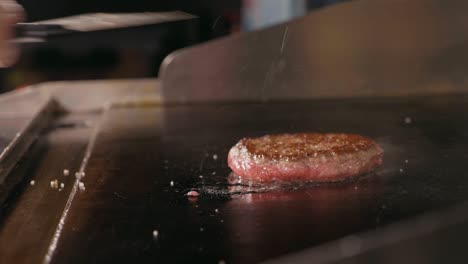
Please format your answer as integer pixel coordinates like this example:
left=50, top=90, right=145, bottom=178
left=51, top=95, right=468, bottom=263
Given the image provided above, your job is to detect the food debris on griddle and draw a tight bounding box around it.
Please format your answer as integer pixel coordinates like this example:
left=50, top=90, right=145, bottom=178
left=78, top=181, right=86, bottom=191
left=50, top=179, right=59, bottom=189
left=152, top=230, right=159, bottom=239
left=187, top=190, right=200, bottom=197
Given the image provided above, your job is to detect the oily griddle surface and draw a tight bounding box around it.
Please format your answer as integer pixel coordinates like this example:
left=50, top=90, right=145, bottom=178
left=51, top=95, right=468, bottom=263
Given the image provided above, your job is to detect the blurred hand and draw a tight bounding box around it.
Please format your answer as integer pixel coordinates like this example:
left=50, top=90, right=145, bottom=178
left=0, top=0, right=23, bottom=67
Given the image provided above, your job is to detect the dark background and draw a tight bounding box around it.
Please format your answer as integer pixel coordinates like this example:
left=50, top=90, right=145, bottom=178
left=18, top=0, right=243, bottom=40
left=0, top=0, right=348, bottom=92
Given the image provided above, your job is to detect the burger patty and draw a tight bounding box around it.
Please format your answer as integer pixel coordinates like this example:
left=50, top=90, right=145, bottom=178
left=227, top=133, right=383, bottom=184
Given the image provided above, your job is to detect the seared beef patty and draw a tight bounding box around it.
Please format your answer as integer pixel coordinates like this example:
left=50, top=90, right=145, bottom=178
left=228, top=133, right=383, bottom=184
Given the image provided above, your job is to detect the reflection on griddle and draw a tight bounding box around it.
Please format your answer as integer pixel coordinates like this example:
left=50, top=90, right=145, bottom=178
left=223, top=177, right=383, bottom=263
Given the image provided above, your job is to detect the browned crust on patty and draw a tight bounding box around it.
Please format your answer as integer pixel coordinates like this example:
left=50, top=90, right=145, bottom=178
left=240, top=133, right=377, bottom=161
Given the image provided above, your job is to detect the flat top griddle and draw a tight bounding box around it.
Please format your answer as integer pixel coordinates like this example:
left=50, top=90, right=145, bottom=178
left=2, top=94, right=467, bottom=263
